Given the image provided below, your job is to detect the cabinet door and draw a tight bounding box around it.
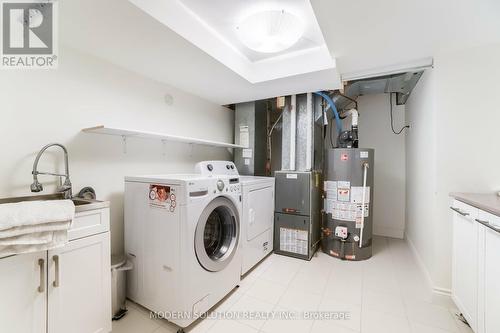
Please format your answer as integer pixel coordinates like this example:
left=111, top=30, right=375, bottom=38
left=0, top=251, right=47, bottom=333
left=483, top=226, right=500, bottom=333
left=451, top=201, right=478, bottom=330
left=48, top=232, right=111, bottom=333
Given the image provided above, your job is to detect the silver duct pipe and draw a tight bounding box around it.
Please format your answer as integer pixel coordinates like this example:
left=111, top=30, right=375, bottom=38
left=281, top=95, right=297, bottom=171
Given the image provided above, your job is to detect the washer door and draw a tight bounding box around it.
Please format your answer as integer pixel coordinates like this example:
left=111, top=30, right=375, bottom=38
left=195, top=197, right=240, bottom=272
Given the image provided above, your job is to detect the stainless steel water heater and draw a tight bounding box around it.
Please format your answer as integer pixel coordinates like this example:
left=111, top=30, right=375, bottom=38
left=322, top=148, right=374, bottom=260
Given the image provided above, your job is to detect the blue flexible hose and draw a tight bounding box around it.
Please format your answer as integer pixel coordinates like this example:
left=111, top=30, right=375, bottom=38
left=314, top=91, right=342, bottom=134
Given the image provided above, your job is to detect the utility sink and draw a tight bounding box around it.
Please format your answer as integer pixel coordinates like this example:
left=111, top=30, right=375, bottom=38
left=0, top=193, right=109, bottom=213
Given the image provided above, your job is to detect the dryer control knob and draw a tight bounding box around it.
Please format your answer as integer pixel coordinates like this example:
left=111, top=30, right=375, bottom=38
left=216, top=180, right=225, bottom=191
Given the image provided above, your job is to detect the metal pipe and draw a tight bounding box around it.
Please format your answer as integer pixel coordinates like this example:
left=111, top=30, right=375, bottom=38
left=344, top=109, right=359, bottom=127
left=336, top=91, right=358, bottom=110
left=35, top=171, right=67, bottom=177
left=266, top=100, right=285, bottom=176
left=290, top=95, right=296, bottom=171
left=314, top=91, right=342, bottom=135
left=268, top=110, right=284, bottom=138
left=359, top=162, right=369, bottom=248
left=305, top=93, right=313, bottom=171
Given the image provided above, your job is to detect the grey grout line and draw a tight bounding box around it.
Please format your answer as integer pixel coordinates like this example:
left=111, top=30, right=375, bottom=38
left=386, top=237, right=414, bottom=333
left=232, top=254, right=286, bottom=333
left=259, top=254, right=312, bottom=333
left=387, top=237, right=463, bottom=333
left=317, top=252, right=338, bottom=317
left=122, top=239, right=464, bottom=333
left=359, top=240, right=368, bottom=333
left=314, top=255, right=341, bottom=333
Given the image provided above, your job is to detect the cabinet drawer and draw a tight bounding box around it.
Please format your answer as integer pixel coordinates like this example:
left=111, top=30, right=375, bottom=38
left=69, top=208, right=110, bottom=240
left=451, top=200, right=478, bottom=219
left=477, top=210, right=500, bottom=230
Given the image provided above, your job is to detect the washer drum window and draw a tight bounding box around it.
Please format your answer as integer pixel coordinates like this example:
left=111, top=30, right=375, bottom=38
left=194, top=197, right=240, bottom=272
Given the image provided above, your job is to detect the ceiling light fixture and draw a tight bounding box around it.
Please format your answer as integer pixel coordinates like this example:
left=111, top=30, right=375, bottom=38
left=236, top=9, right=304, bottom=54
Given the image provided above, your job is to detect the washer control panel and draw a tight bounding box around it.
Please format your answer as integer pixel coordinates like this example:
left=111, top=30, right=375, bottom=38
left=228, top=183, right=240, bottom=193
left=215, top=178, right=241, bottom=195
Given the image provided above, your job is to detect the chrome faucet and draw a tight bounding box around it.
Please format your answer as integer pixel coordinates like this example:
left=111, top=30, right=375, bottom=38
left=31, top=143, right=73, bottom=199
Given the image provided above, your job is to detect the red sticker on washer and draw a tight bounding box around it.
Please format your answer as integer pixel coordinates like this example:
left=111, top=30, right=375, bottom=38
left=149, top=184, right=170, bottom=209
left=341, top=154, right=349, bottom=161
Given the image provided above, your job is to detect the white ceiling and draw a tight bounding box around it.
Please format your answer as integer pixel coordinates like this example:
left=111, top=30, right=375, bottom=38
left=60, top=0, right=339, bottom=105
left=180, top=0, right=326, bottom=62
left=311, top=0, right=500, bottom=79
left=127, top=0, right=335, bottom=83
left=60, top=0, right=500, bottom=105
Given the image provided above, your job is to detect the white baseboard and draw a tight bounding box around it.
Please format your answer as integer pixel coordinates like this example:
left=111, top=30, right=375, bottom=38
left=433, top=286, right=452, bottom=296
left=406, top=235, right=451, bottom=296
left=374, top=225, right=404, bottom=239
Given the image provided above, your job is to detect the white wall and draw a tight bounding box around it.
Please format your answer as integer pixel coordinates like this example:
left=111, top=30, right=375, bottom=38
left=405, top=42, right=500, bottom=292
left=0, top=46, right=234, bottom=255
left=357, top=94, right=406, bottom=238
left=405, top=69, right=439, bottom=291
left=434, top=43, right=500, bottom=290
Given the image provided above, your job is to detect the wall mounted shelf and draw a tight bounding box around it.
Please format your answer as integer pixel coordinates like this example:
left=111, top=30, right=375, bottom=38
left=82, top=125, right=245, bottom=149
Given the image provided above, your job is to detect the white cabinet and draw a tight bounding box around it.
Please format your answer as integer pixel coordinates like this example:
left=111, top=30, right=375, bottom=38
left=482, top=227, right=500, bottom=333
left=0, top=251, right=47, bottom=333
left=451, top=199, right=500, bottom=333
left=451, top=200, right=478, bottom=331
left=477, top=217, right=500, bottom=333
left=0, top=206, right=111, bottom=333
left=48, top=232, right=111, bottom=333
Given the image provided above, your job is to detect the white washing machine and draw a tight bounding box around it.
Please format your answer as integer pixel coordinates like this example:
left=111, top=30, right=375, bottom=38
left=124, top=161, right=241, bottom=331
left=239, top=176, right=275, bottom=275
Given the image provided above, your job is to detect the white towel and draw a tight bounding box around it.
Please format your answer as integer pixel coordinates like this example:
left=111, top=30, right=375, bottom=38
left=0, top=200, right=75, bottom=257
left=0, top=200, right=75, bottom=231
left=0, top=220, right=71, bottom=239
left=0, top=223, right=71, bottom=245
left=0, top=230, right=68, bottom=257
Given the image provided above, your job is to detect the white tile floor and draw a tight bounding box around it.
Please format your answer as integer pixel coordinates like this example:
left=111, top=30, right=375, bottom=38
left=112, top=237, right=473, bottom=333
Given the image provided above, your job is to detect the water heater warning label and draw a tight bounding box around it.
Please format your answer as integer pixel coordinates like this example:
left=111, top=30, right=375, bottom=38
left=324, top=181, right=370, bottom=223
left=351, top=187, right=370, bottom=204
left=337, top=189, right=350, bottom=202
left=279, top=227, right=308, bottom=256
left=337, top=181, right=351, bottom=202
left=329, top=202, right=369, bottom=221
left=337, top=181, right=351, bottom=188
left=324, top=181, right=338, bottom=201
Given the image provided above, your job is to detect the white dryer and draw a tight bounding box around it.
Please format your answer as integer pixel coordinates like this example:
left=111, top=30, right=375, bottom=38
left=239, top=176, right=275, bottom=275
left=124, top=161, right=241, bottom=331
